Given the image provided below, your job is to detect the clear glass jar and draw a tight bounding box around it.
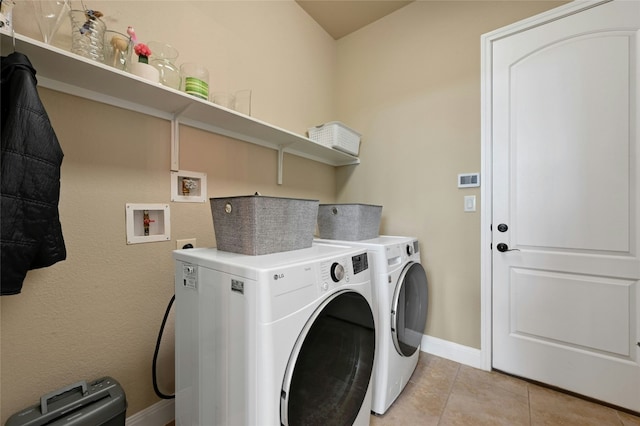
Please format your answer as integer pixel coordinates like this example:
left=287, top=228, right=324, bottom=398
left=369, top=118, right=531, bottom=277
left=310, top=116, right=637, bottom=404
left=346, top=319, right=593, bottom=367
left=103, top=30, right=132, bottom=71
left=69, top=9, right=106, bottom=62
left=148, top=41, right=180, bottom=90
left=180, top=62, right=209, bottom=100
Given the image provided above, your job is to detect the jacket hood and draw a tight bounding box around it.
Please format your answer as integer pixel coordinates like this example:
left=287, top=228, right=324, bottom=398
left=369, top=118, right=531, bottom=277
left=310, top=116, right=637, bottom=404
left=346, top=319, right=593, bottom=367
left=1, top=52, right=37, bottom=86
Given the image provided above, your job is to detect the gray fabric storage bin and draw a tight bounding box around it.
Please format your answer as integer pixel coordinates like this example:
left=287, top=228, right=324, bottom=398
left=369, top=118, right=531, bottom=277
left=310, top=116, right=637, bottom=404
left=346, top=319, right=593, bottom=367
left=210, top=195, right=319, bottom=255
left=317, top=204, right=382, bottom=241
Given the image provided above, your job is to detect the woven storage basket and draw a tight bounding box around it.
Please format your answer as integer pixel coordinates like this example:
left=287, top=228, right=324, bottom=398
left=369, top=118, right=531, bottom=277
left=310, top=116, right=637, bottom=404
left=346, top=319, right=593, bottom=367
left=307, top=121, right=361, bottom=156
left=317, top=204, right=382, bottom=241
left=210, top=195, right=319, bottom=255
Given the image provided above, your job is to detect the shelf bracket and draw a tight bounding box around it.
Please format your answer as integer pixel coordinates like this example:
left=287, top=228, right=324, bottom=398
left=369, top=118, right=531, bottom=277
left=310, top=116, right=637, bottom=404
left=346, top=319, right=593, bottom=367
left=277, top=146, right=285, bottom=185
left=170, top=104, right=194, bottom=172
left=171, top=117, right=180, bottom=172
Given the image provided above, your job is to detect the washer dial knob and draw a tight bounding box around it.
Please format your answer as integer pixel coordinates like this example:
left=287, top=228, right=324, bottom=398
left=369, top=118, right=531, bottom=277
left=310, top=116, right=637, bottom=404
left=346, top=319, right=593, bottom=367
left=406, top=244, right=414, bottom=256
left=330, top=263, right=345, bottom=282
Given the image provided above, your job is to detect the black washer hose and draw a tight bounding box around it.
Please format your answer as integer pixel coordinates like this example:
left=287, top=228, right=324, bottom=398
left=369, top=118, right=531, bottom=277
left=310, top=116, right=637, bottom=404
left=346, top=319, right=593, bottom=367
left=153, top=294, right=175, bottom=399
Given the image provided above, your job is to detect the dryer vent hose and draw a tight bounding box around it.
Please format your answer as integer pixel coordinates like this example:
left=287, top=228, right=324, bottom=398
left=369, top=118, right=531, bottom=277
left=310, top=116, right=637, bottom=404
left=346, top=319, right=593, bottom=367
left=153, top=294, right=175, bottom=400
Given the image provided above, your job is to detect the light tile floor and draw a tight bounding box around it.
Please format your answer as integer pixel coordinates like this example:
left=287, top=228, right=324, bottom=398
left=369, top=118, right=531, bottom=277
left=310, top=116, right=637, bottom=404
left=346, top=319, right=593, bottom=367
left=166, top=352, right=640, bottom=425
left=371, top=353, right=640, bottom=426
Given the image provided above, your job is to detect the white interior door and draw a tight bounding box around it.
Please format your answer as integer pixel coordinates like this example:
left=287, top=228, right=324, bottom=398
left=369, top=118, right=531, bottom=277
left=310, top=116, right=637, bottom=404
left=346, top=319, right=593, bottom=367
left=491, top=0, right=640, bottom=412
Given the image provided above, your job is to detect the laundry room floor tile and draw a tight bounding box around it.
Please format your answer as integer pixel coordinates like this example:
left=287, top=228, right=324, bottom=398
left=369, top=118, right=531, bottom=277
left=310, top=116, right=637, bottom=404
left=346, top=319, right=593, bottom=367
left=164, top=352, right=640, bottom=425
left=369, top=352, right=640, bottom=426
left=528, top=384, right=626, bottom=426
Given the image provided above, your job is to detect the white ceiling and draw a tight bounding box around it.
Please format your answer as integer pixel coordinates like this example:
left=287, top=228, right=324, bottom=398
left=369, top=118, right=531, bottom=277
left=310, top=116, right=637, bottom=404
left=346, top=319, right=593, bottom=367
left=295, top=0, right=414, bottom=39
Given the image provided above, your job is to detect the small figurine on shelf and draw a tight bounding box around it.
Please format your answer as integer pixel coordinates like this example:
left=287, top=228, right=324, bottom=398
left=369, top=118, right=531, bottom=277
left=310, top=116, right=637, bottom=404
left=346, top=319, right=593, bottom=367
left=126, top=25, right=137, bottom=43
left=80, top=9, right=102, bottom=35
left=126, top=26, right=159, bottom=82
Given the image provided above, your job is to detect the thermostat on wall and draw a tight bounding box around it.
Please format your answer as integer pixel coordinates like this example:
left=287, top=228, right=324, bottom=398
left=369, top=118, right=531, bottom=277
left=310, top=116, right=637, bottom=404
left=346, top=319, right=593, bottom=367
left=458, top=173, right=480, bottom=188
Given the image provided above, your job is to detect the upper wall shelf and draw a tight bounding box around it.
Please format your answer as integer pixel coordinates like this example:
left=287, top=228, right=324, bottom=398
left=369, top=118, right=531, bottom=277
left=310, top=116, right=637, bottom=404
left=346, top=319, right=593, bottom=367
left=0, top=32, right=360, bottom=169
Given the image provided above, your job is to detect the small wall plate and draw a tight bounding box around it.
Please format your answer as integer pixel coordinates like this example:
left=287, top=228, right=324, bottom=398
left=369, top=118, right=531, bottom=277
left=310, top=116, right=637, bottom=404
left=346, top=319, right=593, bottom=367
left=171, top=170, right=207, bottom=203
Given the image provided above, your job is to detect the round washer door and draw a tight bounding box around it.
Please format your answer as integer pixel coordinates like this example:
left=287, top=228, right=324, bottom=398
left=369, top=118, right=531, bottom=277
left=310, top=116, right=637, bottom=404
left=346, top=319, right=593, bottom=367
left=281, top=290, right=375, bottom=426
left=391, top=261, right=429, bottom=357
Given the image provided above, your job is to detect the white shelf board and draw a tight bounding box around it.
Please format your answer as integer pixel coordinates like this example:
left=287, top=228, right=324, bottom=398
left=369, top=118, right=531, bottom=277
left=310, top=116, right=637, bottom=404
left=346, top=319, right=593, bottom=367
left=0, top=32, right=360, bottom=168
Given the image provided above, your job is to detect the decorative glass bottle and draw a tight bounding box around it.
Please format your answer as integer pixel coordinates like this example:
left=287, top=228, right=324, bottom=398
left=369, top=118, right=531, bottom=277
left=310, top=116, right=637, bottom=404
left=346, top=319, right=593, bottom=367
left=30, top=0, right=70, bottom=44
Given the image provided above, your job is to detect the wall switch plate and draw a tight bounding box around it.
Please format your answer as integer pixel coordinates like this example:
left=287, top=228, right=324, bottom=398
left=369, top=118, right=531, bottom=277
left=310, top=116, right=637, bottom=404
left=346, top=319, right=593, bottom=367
left=464, top=195, right=476, bottom=212
left=177, top=238, right=197, bottom=250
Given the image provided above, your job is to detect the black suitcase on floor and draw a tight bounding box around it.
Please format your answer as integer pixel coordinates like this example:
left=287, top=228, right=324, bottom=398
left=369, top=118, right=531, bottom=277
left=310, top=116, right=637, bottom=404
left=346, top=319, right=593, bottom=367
left=5, top=377, right=127, bottom=426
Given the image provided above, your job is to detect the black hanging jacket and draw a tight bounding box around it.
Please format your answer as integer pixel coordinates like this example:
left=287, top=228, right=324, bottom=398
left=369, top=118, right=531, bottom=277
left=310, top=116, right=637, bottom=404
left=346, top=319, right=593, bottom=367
left=1, top=52, right=66, bottom=295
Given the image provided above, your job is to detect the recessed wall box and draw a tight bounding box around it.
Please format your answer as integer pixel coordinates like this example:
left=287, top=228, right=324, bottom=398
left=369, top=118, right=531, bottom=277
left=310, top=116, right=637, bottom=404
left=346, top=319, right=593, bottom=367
left=171, top=170, right=207, bottom=203
left=126, top=203, right=170, bottom=244
left=458, top=173, right=480, bottom=188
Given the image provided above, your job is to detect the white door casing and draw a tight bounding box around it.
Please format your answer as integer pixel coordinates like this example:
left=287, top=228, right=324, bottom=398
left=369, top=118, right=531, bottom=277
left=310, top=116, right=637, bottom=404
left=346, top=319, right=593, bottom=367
left=481, top=0, right=639, bottom=412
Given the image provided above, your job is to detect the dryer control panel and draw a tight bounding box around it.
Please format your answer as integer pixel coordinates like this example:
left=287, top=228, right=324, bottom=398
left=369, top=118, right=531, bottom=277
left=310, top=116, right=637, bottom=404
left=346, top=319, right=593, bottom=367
left=386, top=240, right=420, bottom=262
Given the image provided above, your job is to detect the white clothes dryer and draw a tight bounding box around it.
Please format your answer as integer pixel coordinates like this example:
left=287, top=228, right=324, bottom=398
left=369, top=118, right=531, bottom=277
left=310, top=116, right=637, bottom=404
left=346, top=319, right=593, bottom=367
left=173, top=243, right=376, bottom=426
left=315, top=236, right=428, bottom=415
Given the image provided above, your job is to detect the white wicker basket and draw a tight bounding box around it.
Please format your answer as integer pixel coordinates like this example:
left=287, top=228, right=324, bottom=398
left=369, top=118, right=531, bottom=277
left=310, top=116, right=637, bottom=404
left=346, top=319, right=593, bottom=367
left=308, top=121, right=361, bottom=156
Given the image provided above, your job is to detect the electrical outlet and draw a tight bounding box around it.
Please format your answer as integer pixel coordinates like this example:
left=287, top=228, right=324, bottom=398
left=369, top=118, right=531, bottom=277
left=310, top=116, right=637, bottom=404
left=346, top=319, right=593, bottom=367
left=176, top=238, right=197, bottom=250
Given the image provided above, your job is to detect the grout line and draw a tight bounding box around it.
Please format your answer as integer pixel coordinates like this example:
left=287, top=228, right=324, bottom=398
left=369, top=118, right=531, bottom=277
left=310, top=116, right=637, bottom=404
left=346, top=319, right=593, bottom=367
left=614, top=410, right=627, bottom=426
left=436, top=360, right=461, bottom=426
left=527, top=382, right=532, bottom=426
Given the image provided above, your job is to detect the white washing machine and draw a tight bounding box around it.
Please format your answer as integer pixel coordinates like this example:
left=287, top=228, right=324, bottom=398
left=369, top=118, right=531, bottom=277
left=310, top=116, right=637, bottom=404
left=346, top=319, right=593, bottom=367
left=315, top=236, right=428, bottom=415
left=173, top=243, right=376, bottom=426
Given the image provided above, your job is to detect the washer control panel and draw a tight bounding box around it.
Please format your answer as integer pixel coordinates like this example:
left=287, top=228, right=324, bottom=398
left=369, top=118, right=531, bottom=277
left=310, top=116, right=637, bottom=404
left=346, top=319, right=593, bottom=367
left=321, top=258, right=349, bottom=289
left=319, top=252, right=368, bottom=292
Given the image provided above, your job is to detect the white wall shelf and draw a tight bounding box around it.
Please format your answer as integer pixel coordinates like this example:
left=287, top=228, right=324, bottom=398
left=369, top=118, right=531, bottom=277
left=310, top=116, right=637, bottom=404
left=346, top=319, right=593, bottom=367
left=0, top=32, right=360, bottom=181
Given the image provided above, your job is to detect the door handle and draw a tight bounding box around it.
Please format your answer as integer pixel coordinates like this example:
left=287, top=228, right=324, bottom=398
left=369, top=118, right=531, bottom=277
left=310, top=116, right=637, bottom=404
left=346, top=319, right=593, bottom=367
left=496, top=243, right=520, bottom=252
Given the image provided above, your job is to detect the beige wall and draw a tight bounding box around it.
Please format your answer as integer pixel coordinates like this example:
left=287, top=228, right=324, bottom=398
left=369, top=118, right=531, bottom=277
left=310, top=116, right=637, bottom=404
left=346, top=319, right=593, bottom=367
left=334, top=1, right=565, bottom=348
left=1, top=1, right=336, bottom=422
left=1, top=0, right=567, bottom=423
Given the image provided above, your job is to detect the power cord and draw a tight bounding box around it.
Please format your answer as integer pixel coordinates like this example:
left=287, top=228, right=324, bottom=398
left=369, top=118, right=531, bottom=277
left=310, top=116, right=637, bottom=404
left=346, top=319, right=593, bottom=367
left=154, top=242, right=193, bottom=399
left=152, top=294, right=175, bottom=399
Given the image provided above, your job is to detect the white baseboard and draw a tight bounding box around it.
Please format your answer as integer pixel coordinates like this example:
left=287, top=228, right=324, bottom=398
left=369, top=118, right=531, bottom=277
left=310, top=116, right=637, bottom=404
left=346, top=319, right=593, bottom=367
left=126, top=398, right=174, bottom=426
left=421, top=334, right=486, bottom=370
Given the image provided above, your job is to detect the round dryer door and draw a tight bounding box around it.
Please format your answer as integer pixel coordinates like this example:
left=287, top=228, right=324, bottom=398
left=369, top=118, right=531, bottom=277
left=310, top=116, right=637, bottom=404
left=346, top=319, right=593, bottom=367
left=281, top=290, right=375, bottom=426
left=391, top=262, right=429, bottom=357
